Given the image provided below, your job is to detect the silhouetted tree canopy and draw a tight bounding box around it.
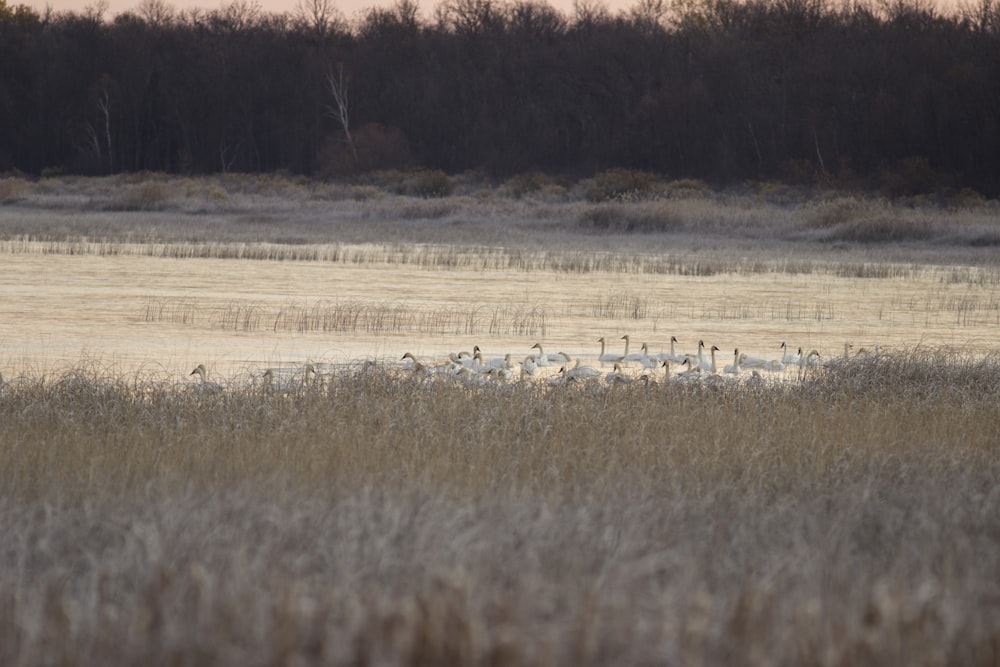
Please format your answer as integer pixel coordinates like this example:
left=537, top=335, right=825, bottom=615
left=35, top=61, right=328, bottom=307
left=1, top=0, right=998, bottom=194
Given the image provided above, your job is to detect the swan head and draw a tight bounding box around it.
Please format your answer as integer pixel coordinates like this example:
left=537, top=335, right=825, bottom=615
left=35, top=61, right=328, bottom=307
left=190, top=364, right=207, bottom=378
left=401, top=352, right=416, bottom=361
left=531, top=343, right=542, bottom=351
left=698, top=340, right=705, bottom=349
left=711, top=345, right=720, bottom=352
left=671, top=335, right=678, bottom=343
left=621, top=334, right=629, bottom=341
left=597, top=336, right=606, bottom=343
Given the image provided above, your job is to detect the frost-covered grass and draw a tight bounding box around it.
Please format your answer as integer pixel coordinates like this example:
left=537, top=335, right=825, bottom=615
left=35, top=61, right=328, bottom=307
left=1, top=350, right=999, bottom=666
left=2, top=173, right=1000, bottom=271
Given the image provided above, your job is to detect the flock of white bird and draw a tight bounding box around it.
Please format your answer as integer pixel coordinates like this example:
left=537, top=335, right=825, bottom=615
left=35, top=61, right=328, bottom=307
left=0, top=338, right=846, bottom=396
left=392, top=336, right=838, bottom=387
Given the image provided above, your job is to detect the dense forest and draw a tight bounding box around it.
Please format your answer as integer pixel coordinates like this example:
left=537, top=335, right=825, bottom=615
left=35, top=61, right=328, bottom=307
left=1, top=0, right=998, bottom=194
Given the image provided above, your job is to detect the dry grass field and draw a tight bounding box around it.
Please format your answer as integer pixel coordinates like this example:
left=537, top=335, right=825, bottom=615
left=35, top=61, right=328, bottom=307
left=1, top=173, right=999, bottom=666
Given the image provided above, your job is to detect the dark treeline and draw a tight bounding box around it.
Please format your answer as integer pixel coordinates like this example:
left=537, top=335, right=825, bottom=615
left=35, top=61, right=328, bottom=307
left=1, top=0, right=999, bottom=194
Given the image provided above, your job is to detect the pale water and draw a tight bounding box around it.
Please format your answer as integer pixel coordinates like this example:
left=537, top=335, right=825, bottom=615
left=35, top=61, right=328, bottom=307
left=2, top=249, right=998, bottom=382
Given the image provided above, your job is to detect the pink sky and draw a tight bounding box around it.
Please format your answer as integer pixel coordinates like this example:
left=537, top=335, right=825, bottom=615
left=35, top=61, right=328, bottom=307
left=19, top=0, right=964, bottom=23
left=21, top=0, right=588, bottom=20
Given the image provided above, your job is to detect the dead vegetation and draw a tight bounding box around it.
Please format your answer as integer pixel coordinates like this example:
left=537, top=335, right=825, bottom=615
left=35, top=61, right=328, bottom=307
left=1, top=350, right=998, bottom=666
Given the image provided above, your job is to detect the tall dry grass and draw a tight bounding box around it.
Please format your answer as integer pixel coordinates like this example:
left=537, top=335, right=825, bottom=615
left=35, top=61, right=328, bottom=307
left=1, top=350, right=998, bottom=665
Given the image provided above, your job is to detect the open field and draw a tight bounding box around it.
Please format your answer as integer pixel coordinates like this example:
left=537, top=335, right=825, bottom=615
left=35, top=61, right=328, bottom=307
left=2, top=174, right=1000, bottom=665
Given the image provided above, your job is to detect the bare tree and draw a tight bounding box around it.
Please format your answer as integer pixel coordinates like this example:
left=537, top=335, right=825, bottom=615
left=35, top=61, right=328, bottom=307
left=136, top=0, right=175, bottom=26
left=326, top=63, right=357, bottom=165
left=84, top=79, right=113, bottom=173
left=295, top=0, right=339, bottom=38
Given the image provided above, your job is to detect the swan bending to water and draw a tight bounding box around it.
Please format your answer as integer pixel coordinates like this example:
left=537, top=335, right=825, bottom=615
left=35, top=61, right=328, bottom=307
left=675, top=358, right=703, bottom=382
left=640, top=360, right=671, bottom=386
left=561, top=359, right=603, bottom=381
left=190, top=364, right=224, bottom=393
left=605, top=362, right=633, bottom=384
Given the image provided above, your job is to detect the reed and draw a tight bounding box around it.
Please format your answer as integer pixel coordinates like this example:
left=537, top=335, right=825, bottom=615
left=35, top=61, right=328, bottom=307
left=143, top=297, right=547, bottom=337
left=0, top=350, right=997, bottom=666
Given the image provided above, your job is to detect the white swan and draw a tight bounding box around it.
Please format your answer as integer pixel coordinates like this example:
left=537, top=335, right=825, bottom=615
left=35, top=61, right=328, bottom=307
left=605, top=362, right=633, bottom=384
left=563, top=359, right=602, bottom=380
left=640, top=360, right=671, bottom=386
left=657, top=335, right=688, bottom=364
left=401, top=352, right=430, bottom=375
left=675, top=358, right=703, bottom=382
left=263, top=363, right=319, bottom=392
left=449, top=351, right=479, bottom=368
left=737, top=349, right=773, bottom=369
left=530, top=343, right=567, bottom=367
left=476, top=349, right=514, bottom=372
left=780, top=341, right=801, bottom=365
left=797, top=349, right=822, bottom=379
left=701, top=344, right=720, bottom=373
left=621, top=335, right=656, bottom=367
left=190, top=364, right=224, bottom=393
left=723, top=348, right=742, bottom=375
left=597, top=337, right=625, bottom=366
left=520, top=355, right=539, bottom=378
left=689, top=339, right=712, bottom=371
left=621, top=335, right=647, bottom=362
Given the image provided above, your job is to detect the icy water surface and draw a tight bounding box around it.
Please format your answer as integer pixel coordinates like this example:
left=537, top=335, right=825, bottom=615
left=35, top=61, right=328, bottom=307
left=2, top=248, right=998, bottom=382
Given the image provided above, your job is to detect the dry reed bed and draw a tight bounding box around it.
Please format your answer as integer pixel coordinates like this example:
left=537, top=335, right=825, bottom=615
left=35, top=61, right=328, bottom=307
left=6, top=236, right=1000, bottom=284
left=143, top=297, right=548, bottom=337
left=1, top=350, right=998, bottom=666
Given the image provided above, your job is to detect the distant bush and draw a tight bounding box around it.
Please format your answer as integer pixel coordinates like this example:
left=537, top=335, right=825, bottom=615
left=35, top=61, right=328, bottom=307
left=403, top=170, right=454, bottom=198
left=106, top=181, right=174, bottom=211
left=825, top=216, right=934, bottom=243
left=583, top=168, right=661, bottom=202
left=878, top=157, right=955, bottom=197
left=580, top=202, right=683, bottom=232
left=662, top=178, right=710, bottom=198
left=502, top=172, right=562, bottom=199
left=0, top=176, right=29, bottom=203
